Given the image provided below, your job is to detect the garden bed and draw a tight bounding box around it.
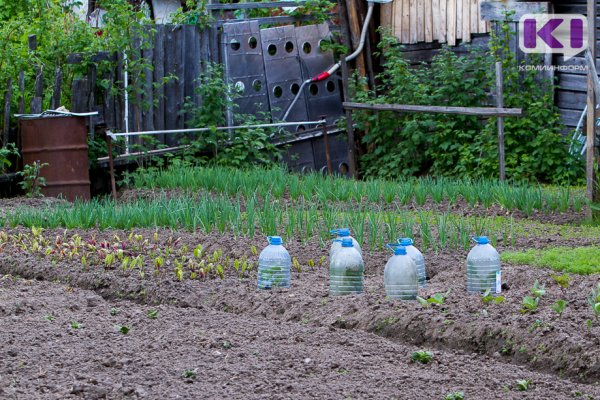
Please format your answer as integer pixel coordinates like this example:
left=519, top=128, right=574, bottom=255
left=2, top=276, right=598, bottom=399
left=0, top=226, right=598, bottom=399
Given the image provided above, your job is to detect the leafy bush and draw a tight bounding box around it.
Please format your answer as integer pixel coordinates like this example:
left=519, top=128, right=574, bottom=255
left=180, top=63, right=282, bottom=168
left=352, top=24, right=583, bottom=184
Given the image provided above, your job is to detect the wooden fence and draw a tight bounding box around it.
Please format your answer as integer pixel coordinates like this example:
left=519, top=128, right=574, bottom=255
left=381, top=0, right=490, bottom=46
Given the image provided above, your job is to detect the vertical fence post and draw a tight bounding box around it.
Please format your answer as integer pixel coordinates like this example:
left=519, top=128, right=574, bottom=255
left=320, top=115, right=332, bottom=175
left=496, top=61, right=505, bottom=181
left=341, top=56, right=357, bottom=178
left=3, top=78, right=12, bottom=146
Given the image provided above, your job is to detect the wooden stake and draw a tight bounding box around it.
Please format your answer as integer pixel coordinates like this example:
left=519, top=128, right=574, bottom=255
left=496, top=62, right=505, bottom=181
left=344, top=0, right=367, bottom=79
left=106, top=134, right=117, bottom=201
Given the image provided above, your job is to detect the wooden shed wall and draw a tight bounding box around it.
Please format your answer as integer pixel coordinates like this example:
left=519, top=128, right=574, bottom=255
left=554, top=0, right=600, bottom=131
left=381, top=0, right=490, bottom=46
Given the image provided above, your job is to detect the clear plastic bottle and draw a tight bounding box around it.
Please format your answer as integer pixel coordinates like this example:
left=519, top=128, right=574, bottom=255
left=384, top=244, right=419, bottom=300
left=466, top=236, right=501, bottom=294
left=257, top=236, right=291, bottom=290
left=330, top=228, right=362, bottom=260
left=329, top=238, right=364, bottom=296
left=398, top=238, right=426, bottom=288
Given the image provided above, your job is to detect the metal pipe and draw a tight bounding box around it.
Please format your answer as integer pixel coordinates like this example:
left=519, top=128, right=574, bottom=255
left=107, top=119, right=327, bottom=140
left=281, top=1, right=375, bottom=121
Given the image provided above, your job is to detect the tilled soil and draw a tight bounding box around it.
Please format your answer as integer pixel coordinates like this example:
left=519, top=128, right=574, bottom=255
left=1, top=276, right=599, bottom=400
left=0, top=227, right=599, bottom=393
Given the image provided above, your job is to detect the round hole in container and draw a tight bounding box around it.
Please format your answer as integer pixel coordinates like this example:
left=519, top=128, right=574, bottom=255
left=338, top=162, right=349, bottom=175
left=301, top=165, right=313, bottom=174
left=326, top=80, right=336, bottom=92
left=234, top=81, right=245, bottom=93
left=302, top=42, right=312, bottom=54
left=268, top=44, right=277, bottom=56
left=285, top=41, right=294, bottom=53
left=273, top=85, right=283, bottom=98
left=296, top=125, right=306, bottom=132
left=320, top=166, right=329, bottom=175
left=309, top=83, right=319, bottom=96
left=248, top=36, right=258, bottom=49
left=318, top=39, right=329, bottom=52
left=252, top=80, right=262, bottom=92
left=230, top=39, right=241, bottom=51
left=290, top=83, right=300, bottom=95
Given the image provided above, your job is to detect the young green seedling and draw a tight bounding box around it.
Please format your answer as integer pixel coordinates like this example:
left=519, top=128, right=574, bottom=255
left=482, top=288, right=506, bottom=305
left=515, top=379, right=532, bottom=391
left=110, top=308, right=120, bottom=316
left=521, top=296, right=539, bottom=313
left=115, top=325, right=130, bottom=334
left=417, top=290, right=451, bottom=308
left=411, top=350, right=434, bottom=364
left=181, top=369, right=198, bottom=379
left=551, top=273, right=571, bottom=289
left=70, top=321, right=82, bottom=329
left=147, top=309, right=159, bottom=320
left=443, top=392, right=464, bottom=400
left=551, top=299, right=568, bottom=317
left=587, top=283, right=600, bottom=321
left=531, top=280, right=546, bottom=297
left=43, top=314, right=55, bottom=322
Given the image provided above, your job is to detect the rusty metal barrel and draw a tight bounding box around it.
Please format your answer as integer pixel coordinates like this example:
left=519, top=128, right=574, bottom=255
left=19, top=115, right=90, bottom=201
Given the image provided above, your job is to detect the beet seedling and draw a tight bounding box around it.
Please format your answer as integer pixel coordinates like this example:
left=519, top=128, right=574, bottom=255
left=444, top=392, right=464, bottom=400
left=70, top=321, right=82, bottom=329
left=551, top=273, right=571, bottom=289
left=147, top=309, right=159, bottom=319
left=417, top=290, right=451, bottom=308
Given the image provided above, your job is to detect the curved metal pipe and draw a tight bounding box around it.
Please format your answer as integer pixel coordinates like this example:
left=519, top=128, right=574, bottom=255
left=282, top=1, right=375, bottom=121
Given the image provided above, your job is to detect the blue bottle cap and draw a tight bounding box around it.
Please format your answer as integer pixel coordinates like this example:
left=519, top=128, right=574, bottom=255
left=394, top=246, right=407, bottom=255
left=331, top=228, right=351, bottom=237
left=341, top=238, right=354, bottom=247
left=268, top=236, right=282, bottom=245
left=475, top=236, right=489, bottom=245
left=399, top=238, right=413, bottom=246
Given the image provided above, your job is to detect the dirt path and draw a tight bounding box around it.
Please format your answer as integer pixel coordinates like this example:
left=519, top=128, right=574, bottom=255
left=1, top=276, right=599, bottom=400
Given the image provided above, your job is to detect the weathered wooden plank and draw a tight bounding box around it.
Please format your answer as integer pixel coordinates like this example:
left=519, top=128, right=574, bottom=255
left=87, top=65, right=97, bottom=137
left=439, top=0, right=447, bottom=42
left=409, top=0, right=417, bottom=43
left=51, top=66, right=63, bottom=110
left=164, top=26, right=177, bottom=141
left=71, top=78, right=88, bottom=113
left=142, top=26, right=155, bottom=132
left=3, top=78, right=12, bottom=146
left=432, top=0, right=440, bottom=41
left=381, top=1, right=393, bottom=31
left=425, top=0, right=433, bottom=42
left=456, top=0, right=463, bottom=40
left=115, top=52, right=125, bottom=132
left=18, top=70, right=24, bottom=115
left=402, top=0, right=411, bottom=43
left=183, top=25, right=196, bottom=127
left=447, top=0, right=456, bottom=46
left=462, top=0, right=471, bottom=41
left=480, top=1, right=550, bottom=22
left=557, top=90, right=587, bottom=110
left=470, top=0, right=478, bottom=33
left=392, top=0, right=402, bottom=37
left=175, top=26, right=185, bottom=130
left=417, top=0, right=425, bottom=42
left=192, top=26, right=203, bottom=108
left=153, top=24, right=166, bottom=144
left=343, top=101, right=523, bottom=117
left=104, top=66, right=116, bottom=130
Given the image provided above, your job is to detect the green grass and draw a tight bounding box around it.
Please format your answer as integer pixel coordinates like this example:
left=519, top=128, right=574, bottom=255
left=502, top=247, right=600, bottom=275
